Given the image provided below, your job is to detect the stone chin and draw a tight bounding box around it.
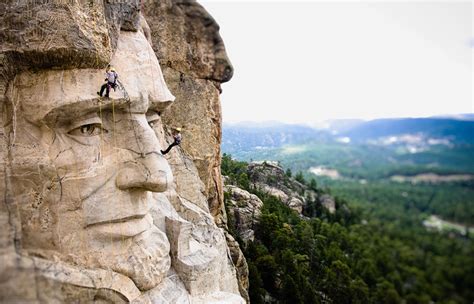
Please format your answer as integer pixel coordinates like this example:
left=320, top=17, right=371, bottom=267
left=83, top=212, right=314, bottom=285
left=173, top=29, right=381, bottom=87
left=96, top=226, right=171, bottom=291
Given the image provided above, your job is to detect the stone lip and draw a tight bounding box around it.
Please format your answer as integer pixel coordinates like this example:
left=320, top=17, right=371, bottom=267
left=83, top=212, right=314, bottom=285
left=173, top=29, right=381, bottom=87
left=86, top=214, right=152, bottom=240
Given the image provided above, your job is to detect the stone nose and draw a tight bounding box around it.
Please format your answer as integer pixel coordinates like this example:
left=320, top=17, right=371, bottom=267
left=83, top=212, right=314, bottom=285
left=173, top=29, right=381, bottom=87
left=116, top=153, right=172, bottom=192
left=113, top=113, right=173, bottom=192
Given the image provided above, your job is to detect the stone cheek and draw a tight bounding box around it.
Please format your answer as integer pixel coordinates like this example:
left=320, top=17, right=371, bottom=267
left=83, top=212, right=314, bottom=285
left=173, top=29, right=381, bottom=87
left=9, top=124, right=61, bottom=253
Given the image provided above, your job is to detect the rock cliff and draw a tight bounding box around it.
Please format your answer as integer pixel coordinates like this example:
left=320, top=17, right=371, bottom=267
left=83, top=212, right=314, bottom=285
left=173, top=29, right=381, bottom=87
left=142, top=1, right=232, bottom=226
left=223, top=161, right=337, bottom=245
left=224, top=185, right=263, bottom=246
left=0, top=1, right=246, bottom=303
left=247, top=161, right=336, bottom=215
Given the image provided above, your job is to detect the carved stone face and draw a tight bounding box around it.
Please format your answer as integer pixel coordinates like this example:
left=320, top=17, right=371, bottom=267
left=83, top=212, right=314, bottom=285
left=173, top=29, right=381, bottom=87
left=7, top=31, right=174, bottom=291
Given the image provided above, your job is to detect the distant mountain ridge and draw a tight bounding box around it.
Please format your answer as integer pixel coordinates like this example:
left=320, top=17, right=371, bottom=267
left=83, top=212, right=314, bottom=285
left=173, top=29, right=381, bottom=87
left=222, top=122, right=331, bottom=154
left=223, top=116, right=474, bottom=153
left=340, top=118, right=474, bottom=144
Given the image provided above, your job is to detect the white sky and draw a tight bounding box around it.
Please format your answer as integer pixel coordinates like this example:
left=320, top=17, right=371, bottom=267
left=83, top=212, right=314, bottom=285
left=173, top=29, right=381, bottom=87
left=201, top=0, right=473, bottom=123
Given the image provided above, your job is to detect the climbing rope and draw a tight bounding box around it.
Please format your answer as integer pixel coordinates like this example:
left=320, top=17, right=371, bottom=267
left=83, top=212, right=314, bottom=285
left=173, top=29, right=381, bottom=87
left=115, top=79, right=131, bottom=104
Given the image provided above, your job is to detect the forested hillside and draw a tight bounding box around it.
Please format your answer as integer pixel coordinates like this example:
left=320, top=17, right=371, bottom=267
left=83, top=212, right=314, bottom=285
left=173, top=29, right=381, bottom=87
left=222, top=155, right=474, bottom=303
left=223, top=118, right=474, bottom=225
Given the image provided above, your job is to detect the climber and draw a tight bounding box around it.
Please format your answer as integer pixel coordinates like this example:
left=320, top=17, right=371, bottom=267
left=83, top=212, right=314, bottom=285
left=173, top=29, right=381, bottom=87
left=97, top=66, right=118, bottom=98
left=161, top=128, right=182, bottom=155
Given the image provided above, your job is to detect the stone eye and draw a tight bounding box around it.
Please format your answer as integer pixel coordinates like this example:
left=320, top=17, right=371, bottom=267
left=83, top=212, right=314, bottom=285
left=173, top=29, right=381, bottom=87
left=146, top=111, right=160, bottom=128
left=68, top=123, right=105, bottom=137
left=148, top=120, right=159, bottom=128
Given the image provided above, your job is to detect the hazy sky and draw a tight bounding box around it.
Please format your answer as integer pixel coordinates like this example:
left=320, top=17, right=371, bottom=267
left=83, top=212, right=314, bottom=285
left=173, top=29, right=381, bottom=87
left=201, top=1, right=473, bottom=123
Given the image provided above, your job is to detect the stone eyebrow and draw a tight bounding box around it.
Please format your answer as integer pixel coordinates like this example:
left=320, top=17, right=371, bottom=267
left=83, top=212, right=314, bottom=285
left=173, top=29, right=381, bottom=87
left=149, top=100, right=173, bottom=113
left=43, top=98, right=130, bottom=124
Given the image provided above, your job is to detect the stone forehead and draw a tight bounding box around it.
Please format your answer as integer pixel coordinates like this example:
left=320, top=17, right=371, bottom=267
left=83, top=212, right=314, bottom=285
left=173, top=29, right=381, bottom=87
left=8, top=31, right=175, bottom=122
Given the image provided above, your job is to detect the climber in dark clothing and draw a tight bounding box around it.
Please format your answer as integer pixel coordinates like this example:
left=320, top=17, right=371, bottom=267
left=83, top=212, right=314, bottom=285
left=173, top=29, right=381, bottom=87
left=97, top=67, right=118, bottom=98
left=161, top=128, right=182, bottom=155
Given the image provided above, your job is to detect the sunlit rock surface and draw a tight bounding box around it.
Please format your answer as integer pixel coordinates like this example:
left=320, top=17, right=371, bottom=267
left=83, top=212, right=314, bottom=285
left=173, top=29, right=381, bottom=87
left=0, top=1, right=245, bottom=302
left=142, top=0, right=233, bottom=226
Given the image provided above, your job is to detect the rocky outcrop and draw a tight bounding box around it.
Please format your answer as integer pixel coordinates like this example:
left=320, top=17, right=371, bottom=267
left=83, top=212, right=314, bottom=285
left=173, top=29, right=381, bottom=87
left=248, top=161, right=317, bottom=214
left=0, top=1, right=245, bottom=303
left=222, top=185, right=261, bottom=301
left=319, top=194, right=336, bottom=214
left=226, top=232, right=250, bottom=303
left=225, top=185, right=263, bottom=245
left=222, top=161, right=338, bottom=302
left=224, top=161, right=336, bottom=216
left=141, top=0, right=233, bottom=84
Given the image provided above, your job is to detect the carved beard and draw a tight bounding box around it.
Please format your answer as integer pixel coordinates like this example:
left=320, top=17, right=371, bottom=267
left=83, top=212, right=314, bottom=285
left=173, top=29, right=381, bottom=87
left=97, top=226, right=171, bottom=291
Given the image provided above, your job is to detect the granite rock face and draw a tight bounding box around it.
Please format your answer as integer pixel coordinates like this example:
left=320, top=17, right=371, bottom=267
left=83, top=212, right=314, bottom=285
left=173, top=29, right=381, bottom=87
left=142, top=0, right=233, bottom=83
left=141, top=1, right=249, bottom=300
left=223, top=185, right=263, bottom=302
left=142, top=0, right=233, bottom=226
left=224, top=185, right=263, bottom=245
left=225, top=231, right=250, bottom=303
left=0, top=1, right=245, bottom=303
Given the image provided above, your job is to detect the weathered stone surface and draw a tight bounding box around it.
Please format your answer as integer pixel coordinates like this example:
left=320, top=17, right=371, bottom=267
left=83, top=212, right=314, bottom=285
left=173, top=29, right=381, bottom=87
left=160, top=68, right=225, bottom=221
left=248, top=161, right=312, bottom=213
left=223, top=185, right=263, bottom=303
left=246, top=161, right=335, bottom=215
left=288, top=197, right=304, bottom=214
left=142, top=0, right=232, bottom=227
left=0, top=0, right=144, bottom=111
left=142, top=0, right=233, bottom=83
left=142, top=2, right=248, bottom=299
left=226, top=232, right=250, bottom=303
left=0, top=3, right=244, bottom=302
left=0, top=0, right=111, bottom=71
left=225, top=185, right=263, bottom=245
